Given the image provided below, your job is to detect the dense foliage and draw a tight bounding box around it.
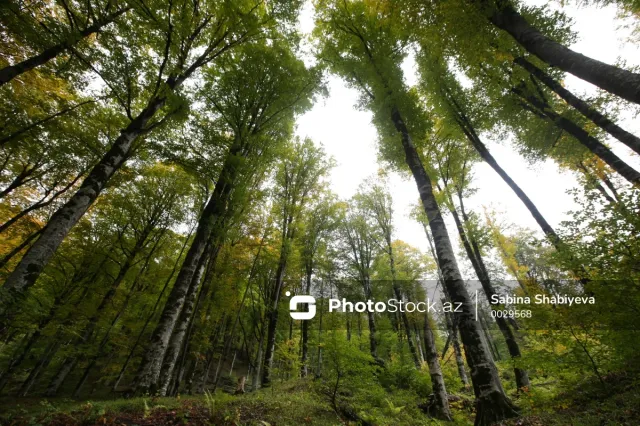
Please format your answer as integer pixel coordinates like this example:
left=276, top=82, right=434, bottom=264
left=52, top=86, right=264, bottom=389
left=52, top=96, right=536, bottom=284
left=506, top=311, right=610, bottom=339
left=1, top=0, right=639, bottom=425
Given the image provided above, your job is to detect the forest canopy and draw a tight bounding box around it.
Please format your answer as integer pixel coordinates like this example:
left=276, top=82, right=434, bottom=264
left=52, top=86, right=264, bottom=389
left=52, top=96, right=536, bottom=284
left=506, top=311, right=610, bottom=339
left=1, top=0, right=640, bottom=425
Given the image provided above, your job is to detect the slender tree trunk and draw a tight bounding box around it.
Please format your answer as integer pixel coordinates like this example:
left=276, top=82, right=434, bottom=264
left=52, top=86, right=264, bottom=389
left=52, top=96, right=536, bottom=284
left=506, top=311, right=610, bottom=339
left=0, top=171, right=85, bottom=235
left=0, top=100, right=96, bottom=146
left=450, top=318, right=470, bottom=388
left=512, top=86, right=640, bottom=186
left=0, top=228, right=44, bottom=270
left=18, top=338, right=61, bottom=396
left=134, top=145, right=243, bottom=394
left=0, top=333, right=35, bottom=392
left=423, top=225, right=470, bottom=388
left=423, top=314, right=452, bottom=421
left=514, top=57, right=640, bottom=154
left=391, top=106, right=517, bottom=425
left=111, top=227, right=194, bottom=392
left=262, top=250, right=289, bottom=386
left=483, top=0, right=640, bottom=105
left=387, top=239, right=420, bottom=368
left=0, top=8, right=130, bottom=86
left=199, top=316, right=228, bottom=393
left=301, top=267, right=312, bottom=377
left=449, top=202, right=530, bottom=390
left=45, top=228, right=152, bottom=396
left=251, top=320, right=265, bottom=391
left=414, top=324, right=425, bottom=364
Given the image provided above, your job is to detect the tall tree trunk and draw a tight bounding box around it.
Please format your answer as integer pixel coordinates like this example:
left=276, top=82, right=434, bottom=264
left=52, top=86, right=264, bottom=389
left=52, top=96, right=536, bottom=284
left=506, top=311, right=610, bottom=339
left=72, top=248, right=157, bottom=398
left=449, top=315, right=470, bottom=388
left=251, top=319, right=265, bottom=391
left=199, top=316, right=228, bottom=393
left=512, top=85, right=640, bottom=186
left=423, top=225, right=470, bottom=388
left=262, top=247, right=289, bottom=386
left=449, top=201, right=530, bottom=390
left=157, top=242, right=212, bottom=396
left=18, top=338, right=61, bottom=396
left=423, top=314, right=452, bottom=420
left=483, top=0, right=640, bottom=105
left=1, top=93, right=170, bottom=317
left=111, top=227, right=194, bottom=393
left=0, top=333, right=35, bottom=392
left=390, top=106, right=518, bottom=425
left=514, top=57, right=640, bottom=155
left=134, top=144, right=243, bottom=394
left=447, top=96, right=560, bottom=245
left=45, top=227, right=152, bottom=396
left=300, top=267, right=312, bottom=377
left=0, top=292, right=67, bottom=392
left=387, top=238, right=420, bottom=368
left=0, top=8, right=130, bottom=86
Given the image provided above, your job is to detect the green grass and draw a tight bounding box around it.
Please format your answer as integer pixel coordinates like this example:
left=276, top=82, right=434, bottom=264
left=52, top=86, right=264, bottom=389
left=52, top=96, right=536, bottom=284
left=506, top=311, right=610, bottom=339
left=1, top=373, right=639, bottom=425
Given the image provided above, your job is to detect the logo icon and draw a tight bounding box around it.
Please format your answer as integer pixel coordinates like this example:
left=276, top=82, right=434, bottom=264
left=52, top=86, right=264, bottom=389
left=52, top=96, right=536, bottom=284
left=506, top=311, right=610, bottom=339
left=287, top=291, right=316, bottom=320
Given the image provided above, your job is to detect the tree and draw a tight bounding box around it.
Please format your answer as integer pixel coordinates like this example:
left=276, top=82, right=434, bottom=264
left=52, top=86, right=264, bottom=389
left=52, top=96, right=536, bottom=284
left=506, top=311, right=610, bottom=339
left=0, top=0, right=268, bottom=317
left=314, top=1, right=518, bottom=423
left=262, top=137, right=332, bottom=386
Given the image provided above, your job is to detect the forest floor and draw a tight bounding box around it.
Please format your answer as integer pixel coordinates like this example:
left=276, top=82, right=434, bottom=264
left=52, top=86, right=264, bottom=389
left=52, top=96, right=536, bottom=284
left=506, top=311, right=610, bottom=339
left=0, top=373, right=639, bottom=425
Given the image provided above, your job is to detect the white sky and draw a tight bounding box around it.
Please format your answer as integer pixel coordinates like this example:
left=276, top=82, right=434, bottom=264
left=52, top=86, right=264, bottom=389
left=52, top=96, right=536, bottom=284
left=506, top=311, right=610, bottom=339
left=294, top=0, right=640, bottom=276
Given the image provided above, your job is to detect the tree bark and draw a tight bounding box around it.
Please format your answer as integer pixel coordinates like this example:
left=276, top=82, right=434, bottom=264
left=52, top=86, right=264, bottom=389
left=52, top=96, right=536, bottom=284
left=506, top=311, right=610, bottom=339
left=449, top=202, right=530, bottom=390
left=157, top=242, right=212, bottom=396
left=0, top=8, right=130, bottom=86
left=134, top=144, right=243, bottom=394
left=422, top=314, right=452, bottom=420
left=111, top=227, right=194, bottom=392
left=261, top=245, right=290, bottom=386
left=484, top=0, right=640, bottom=105
left=390, top=106, right=518, bottom=425
left=514, top=57, right=640, bottom=155
left=300, top=267, right=312, bottom=377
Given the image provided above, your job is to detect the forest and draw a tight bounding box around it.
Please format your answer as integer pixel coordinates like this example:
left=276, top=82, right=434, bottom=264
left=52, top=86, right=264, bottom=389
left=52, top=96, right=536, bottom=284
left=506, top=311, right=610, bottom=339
left=1, top=0, right=640, bottom=424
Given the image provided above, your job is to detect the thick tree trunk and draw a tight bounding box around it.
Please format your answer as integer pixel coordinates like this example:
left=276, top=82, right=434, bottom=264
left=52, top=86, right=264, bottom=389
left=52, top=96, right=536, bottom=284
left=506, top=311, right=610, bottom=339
left=422, top=314, right=452, bottom=421
left=514, top=57, right=640, bottom=155
left=390, top=106, right=518, bottom=425
left=484, top=0, right=640, bottom=104
left=0, top=8, right=130, bottom=86
left=134, top=145, right=242, bottom=394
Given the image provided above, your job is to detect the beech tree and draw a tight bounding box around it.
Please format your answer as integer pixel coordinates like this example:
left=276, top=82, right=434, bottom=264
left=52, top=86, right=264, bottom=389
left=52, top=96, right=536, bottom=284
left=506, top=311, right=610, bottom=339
left=314, top=1, right=518, bottom=423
